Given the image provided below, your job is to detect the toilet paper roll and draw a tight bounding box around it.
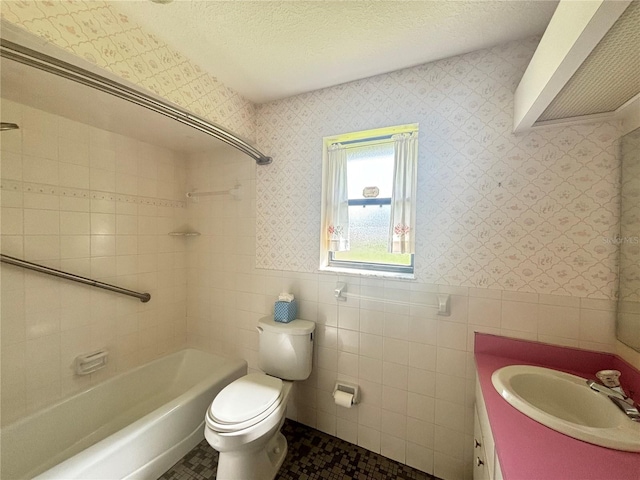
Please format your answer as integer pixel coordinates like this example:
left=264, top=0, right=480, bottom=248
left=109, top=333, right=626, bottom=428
left=333, top=390, right=354, bottom=408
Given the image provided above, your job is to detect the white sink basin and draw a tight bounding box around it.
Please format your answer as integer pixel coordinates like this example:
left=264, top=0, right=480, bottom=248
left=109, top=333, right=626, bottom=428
left=491, top=365, right=640, bottom=452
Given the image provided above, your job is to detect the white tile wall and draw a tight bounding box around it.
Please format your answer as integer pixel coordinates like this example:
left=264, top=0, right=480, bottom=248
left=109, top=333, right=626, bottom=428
left=182, top=146, right=625, bottom=480
left=0, top=99, right=188, bottom=425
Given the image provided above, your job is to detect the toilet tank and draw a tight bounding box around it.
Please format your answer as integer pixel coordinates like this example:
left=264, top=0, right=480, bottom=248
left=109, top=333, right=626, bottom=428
left=257, top=317, right=315, bottom=380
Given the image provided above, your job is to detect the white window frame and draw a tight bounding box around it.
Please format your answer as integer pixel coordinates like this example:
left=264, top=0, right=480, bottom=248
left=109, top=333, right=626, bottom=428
left=319, top=124, right=418, bottom=279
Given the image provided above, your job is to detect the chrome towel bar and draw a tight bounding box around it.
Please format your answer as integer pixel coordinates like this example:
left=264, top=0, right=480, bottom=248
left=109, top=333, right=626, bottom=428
left=0, top=254, right=151, bottom=303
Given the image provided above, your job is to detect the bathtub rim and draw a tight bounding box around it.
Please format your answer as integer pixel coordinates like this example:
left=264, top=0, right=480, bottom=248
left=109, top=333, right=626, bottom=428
left=2, top=348, right=247, bottom=480
left=2, top=347, right=242, bottom=431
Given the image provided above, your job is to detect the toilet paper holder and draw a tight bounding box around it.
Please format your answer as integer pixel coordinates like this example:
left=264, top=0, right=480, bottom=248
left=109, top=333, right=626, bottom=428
left=333, top=382, right=360, bottom=405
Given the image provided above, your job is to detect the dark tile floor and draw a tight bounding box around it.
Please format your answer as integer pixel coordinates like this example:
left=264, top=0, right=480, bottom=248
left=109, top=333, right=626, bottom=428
left=160, top=419, right=439, bottom=480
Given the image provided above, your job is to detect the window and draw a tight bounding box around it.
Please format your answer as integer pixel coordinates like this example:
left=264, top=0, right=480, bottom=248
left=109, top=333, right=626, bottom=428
left=320, top=124, right=418, bottom=276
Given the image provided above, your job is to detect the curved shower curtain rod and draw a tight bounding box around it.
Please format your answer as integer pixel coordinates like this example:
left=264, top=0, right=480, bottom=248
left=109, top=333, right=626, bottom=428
left=0, top=39, right=272, bottom=166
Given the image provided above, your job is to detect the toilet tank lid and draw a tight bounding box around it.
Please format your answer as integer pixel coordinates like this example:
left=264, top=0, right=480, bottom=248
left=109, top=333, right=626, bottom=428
left=258, top=316, right=315, bottom=335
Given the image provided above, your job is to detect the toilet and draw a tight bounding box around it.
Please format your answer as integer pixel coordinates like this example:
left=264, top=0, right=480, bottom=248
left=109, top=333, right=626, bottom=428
left=204, top=316, right=315, bottom=480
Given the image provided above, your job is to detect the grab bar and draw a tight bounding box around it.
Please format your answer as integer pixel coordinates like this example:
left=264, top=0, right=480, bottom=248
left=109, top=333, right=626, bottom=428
left=0, top=254, right=151, bottom=302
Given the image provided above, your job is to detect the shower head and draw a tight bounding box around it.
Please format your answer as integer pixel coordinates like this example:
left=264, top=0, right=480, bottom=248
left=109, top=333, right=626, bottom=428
left=0, top=122, right=19, bottom=131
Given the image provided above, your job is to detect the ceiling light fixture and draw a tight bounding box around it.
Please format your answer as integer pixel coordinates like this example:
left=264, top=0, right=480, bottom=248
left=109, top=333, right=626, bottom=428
left=150, top=0, right=174, bottom=4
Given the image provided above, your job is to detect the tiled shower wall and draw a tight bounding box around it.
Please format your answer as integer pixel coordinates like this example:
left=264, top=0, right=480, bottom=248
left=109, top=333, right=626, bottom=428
left=0, top=99, right=188, bottom=424
left=183, top=145, right=259, bottom=363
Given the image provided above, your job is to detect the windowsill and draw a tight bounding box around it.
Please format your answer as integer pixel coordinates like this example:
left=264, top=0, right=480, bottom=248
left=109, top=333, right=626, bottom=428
left=319, top=265, right=416, bottom=280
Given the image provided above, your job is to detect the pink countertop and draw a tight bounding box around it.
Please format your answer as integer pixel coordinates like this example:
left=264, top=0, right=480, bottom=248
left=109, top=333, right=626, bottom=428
left=475, top=333, right=640, bottom=480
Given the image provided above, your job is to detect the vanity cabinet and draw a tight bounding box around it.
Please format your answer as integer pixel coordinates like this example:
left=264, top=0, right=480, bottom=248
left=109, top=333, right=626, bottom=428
left=474, top=333, right=640, bottom=480
left=474, top=378, right=503, bottom=480
left=473, top=410, right=490, bottom=480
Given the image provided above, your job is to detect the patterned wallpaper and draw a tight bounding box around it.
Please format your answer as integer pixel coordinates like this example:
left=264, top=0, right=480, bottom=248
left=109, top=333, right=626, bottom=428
left=1, top=2, right=624, bottom=300
left=1, top=0, right=255, bottom=141
left=255, top=39, right=622, bottom=299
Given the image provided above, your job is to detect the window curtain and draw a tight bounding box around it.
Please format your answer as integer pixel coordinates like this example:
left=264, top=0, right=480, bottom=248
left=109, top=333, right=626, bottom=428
left=325, top=143, right=350, bottom=252
left=389, top=132, right=418, bottom=254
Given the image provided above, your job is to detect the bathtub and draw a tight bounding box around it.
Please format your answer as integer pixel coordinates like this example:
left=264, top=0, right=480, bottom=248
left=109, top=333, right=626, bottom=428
left=0, top=349, right=246, bottom=480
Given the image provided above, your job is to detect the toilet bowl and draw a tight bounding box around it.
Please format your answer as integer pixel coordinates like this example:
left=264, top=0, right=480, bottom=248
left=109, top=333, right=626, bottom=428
left=204, top=374, right=293, bottom=480
left=204, top=317, right=315, bottom=480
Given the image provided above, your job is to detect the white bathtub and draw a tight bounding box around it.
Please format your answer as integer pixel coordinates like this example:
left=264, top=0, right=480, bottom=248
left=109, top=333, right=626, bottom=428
left=0, top=349, right=246, bottom=480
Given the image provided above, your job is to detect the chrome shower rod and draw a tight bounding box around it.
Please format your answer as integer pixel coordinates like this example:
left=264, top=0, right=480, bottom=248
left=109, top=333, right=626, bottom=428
left=0, top=39, right=272, bottom=166
left=0, top=254, right=151, bottom=303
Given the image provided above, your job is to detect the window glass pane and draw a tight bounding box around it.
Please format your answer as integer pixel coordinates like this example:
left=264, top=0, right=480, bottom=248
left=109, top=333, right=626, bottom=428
left=346, top=143, right=394, bottom=198
left=333, top=204, right=411, bottom=266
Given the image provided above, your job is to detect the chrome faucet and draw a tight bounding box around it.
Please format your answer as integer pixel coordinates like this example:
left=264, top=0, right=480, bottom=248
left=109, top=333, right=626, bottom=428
left=587, top=370, right=640, bottom=422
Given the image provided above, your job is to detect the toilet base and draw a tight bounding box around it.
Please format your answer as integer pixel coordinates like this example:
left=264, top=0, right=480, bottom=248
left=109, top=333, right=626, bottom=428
left=216, top=431, right=288, bottom=480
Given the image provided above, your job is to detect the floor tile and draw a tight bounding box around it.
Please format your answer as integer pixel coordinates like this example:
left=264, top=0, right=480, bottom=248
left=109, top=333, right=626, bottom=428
left=160, top=419, right=439, bottom=480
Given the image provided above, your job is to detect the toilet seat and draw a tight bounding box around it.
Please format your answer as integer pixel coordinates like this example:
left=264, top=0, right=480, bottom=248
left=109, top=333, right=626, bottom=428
left=206, top=373, right=284, bottom=433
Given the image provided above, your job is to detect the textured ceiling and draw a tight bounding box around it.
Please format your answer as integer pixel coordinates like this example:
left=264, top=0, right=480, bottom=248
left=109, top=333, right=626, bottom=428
left=112, top=0, right=559, bottom=103
left=539, top=0, right=640, bottom=121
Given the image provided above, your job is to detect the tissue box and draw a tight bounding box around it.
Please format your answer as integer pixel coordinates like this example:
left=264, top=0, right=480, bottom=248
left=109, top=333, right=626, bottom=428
left=274, top=300, right=297, bottom=323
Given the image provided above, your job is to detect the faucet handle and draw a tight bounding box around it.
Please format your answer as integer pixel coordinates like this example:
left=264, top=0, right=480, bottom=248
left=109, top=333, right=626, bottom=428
left=596, top=370, right=622, bottom=388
